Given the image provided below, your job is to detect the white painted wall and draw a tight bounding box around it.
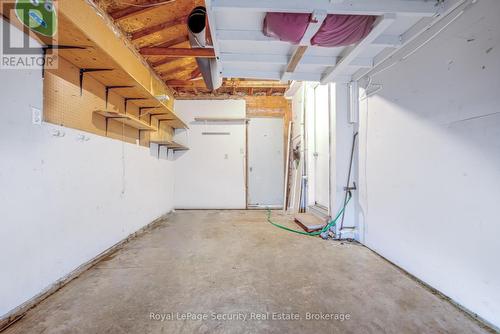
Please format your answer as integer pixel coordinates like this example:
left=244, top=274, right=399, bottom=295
left=357, top=0, right=500, bottom=327
left=173, top=100, right=246, bottom=209
left=0, top=19, right=174, bottom=318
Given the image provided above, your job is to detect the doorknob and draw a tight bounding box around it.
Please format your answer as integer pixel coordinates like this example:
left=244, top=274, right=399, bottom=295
left=249, top=167, right=253, bottom=172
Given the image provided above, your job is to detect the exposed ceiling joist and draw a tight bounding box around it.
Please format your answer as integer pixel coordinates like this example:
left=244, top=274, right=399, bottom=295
left=220, top=53, right=373, bottom=68
left=189, top=68, right=202, bottom=80
left=282, top=10, right=327, bottom=79
left=210, top=0, right=438, bottom=17
left=166, top=79, right=289, bottom=88
left=140, top=47, right=215, bottom=57
left=217, top=29, right=403, bottom=47
left=109, top=0, right=175, bottom=21
left=222, top=69, right=324, bottom=82
left=131, top=15, right=187, bottom=40
left=352, top=0, right=472, bottom=81
left=321, top=13, right=396, bottom=83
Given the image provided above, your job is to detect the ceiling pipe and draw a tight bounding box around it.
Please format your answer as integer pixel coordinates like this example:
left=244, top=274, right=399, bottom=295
left=187, top=6, right=222, bottom=91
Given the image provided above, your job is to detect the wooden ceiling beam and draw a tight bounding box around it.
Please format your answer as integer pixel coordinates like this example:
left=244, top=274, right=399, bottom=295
left=143, top=35, right=190, bottom=67
left=165, top=79, right=289, bottom=88
left=131, top=15, right=187, bottom=41
left=110, top=0, right=175, bottom=21
left=189, top=68, right=202, bottom=80
left=140, top=47, right=215, bottom=57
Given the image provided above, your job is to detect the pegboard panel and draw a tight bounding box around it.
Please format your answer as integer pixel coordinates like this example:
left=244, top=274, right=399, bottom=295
left=44, top=56, right=174, bottom=146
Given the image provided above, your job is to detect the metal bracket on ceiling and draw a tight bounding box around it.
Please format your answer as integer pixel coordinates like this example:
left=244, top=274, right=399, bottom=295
left=79, top=68, right=113, bottom=96
left=105, top=86, right=134, bottom=109
left=41, top=45, right=86, bottom=78
left=124, top=98, right=147, bottom=114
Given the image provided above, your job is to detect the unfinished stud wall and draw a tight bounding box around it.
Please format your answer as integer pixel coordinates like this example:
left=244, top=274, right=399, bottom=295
left=0, top=20, right=175, bottom=318
left=357, top=0, right=500, bottom=327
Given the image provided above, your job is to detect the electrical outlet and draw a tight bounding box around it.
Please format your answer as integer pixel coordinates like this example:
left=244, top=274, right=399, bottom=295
left=31, top=106, right=42, bottom=125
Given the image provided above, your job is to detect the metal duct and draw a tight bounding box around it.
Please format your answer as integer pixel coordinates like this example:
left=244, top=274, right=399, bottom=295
left=187, top=6, right=222, bottom=91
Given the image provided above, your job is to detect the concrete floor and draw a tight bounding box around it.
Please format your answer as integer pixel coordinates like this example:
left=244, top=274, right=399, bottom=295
left=4, top=210, right=492, bottom=334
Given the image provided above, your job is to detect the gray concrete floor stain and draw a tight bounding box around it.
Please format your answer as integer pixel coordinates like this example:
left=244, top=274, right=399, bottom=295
left=3, top=210, right=492, bottom=334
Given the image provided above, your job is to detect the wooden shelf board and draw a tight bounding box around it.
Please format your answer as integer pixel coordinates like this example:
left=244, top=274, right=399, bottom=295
left=1, top=0, right=188, bottom=130
left=43, top=3, right=186, bottom=129
left=169, top=141, right=189, bottom=151
left=94, top=110, right=155, bottom=131
left=166, top=119, right=189, bottom=129
left=150, top=140, right=189, bottom=151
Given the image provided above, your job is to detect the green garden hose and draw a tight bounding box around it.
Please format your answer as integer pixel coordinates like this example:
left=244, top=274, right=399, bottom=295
left=267, top=192, right=353, bottom=237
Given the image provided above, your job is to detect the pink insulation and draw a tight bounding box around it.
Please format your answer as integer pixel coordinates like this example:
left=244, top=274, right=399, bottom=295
left=263, top=12, right=311, bottom=44
left=311, top=14, right=376, bottom=47
left=263, top=13, right=376, bottom=47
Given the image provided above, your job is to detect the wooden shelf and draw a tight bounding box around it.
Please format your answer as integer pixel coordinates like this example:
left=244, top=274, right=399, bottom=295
left=94, top=110, right=155, bottom=131
left=150, top=140, right=189, bottom=151
left=0, top=0, right=188, bottom=130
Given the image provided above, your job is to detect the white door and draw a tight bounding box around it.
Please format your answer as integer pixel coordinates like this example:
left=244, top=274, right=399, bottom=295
left=247, top=117, right=284, bottom=208
left=313, top=84, right=330, bottom=210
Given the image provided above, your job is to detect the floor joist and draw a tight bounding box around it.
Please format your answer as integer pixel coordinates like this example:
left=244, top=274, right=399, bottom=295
left=210, top=0, right=438, bottom=17
left=321, top=14, right=396, bottom=84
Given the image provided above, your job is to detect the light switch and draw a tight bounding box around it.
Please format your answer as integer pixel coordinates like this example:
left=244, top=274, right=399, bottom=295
left=31, top=106, right=42, bottom=125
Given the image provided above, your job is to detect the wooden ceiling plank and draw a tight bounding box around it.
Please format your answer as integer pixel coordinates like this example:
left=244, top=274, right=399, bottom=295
left=110, top=0, right=175, bottom=21
left=151, top=35, right=189, bottom=48
left=131, top=15, right=188, bottom=41
left=159, top=64, right=196, bottom=77
left=151, top=57, right=180, bottom=67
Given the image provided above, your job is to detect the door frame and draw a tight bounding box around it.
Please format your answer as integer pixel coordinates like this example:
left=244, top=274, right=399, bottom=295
left=306, top=82, right=332, bottom=217
left=246, top=115, right=286, bottom=209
